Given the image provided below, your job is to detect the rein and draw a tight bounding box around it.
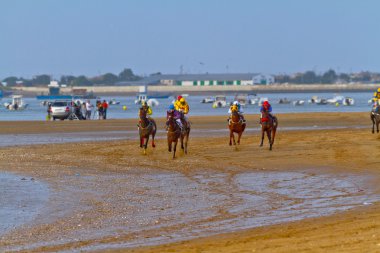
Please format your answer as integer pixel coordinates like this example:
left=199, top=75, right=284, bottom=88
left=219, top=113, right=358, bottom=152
left=166, top=117, right=180, bottom=133
left=230, top=111, right=242, bottom=124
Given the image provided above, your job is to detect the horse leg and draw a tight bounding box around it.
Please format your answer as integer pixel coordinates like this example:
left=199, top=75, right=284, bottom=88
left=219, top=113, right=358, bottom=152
left=168, top=136, right=172, bottom=152
left=229, top=129, right=233, bottom=146
left=152, top=128, right=156, bottom=148
left=371, top=114, right=375, bottom=134
left=260, top=129, right=264, bottom=147
left=377, top=119, right=379, bottom=133
left=270, top=127, right=277, bottom=150
left=237, top=131, right=242, bottom=145
left=140, top=136, right=144, bottom=148
left=144, top=135, right=149, bottom=155
left=266, top=130, right=271, bottom=147
left=184, top=128, right=190, bottom=154
left=173, top=139, right=177, bottom=159
left=180, top=133, right=185, bottom=151
left=151, top=122, right=157, bottom=147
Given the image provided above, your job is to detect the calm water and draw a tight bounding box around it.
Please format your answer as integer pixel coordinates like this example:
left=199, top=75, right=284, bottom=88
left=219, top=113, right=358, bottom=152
left=0, top=91, right=374, bottom=121
left=0, top=173, right=50, bottom=236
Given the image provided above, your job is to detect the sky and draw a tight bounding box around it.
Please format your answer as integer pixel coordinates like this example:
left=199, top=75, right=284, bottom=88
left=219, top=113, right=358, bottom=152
left=0, top=0, right=380, bottom=79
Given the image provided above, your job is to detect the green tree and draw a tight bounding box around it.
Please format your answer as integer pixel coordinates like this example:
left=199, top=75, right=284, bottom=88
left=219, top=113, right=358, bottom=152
left=32, top=74, right=51, bottom=85
left=338, top=73, right=350, bottom=83
left=118, top=68, right=141, bottom=81
left=72, top=76, right=93, bottom=86
left=102, top=73, right=118, bottom=85
left=321, top=69, right=337, bottom=84
left=303, top=71, right=319, bottom=84
left=2, top=76, right=18, bottom=86
left=60, top=75, right=76, bottom=85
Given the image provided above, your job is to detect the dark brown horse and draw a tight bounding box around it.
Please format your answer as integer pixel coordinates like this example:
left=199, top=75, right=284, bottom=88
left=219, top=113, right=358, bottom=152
left=371, top=110, right=380, bottom=134
left=228, top=105, right=246, bottom=146
left=166, top=111, right=182, bottom=159
left=180, top=113, right=191, bottom=154
left=260, top=108, right=278, bottom=150
left=138, top=108, right=157, bottom=155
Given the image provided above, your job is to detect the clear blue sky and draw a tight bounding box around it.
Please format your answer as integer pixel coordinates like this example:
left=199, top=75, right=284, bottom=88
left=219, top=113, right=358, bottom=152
left=0, top=0, right=379, bottom=79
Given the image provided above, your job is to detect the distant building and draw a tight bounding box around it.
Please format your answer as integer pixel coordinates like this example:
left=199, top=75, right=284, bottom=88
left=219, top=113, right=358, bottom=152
left=115, top=73, right=275, bottom=86
left=252, top=74, right=275, bottom=85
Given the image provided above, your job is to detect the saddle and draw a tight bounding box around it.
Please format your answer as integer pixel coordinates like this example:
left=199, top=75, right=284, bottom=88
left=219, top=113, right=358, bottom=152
left=260, top=113, right=273, bottom=123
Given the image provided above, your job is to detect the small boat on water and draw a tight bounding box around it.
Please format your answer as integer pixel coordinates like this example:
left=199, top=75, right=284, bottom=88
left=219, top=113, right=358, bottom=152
left=234, top=94, right=248, bottom=107
left=308, top=96, right=327, bottom=105
left=109, top=99, right=120, bottom=105
left=201, top=97, right=215, bottom=103
left=258, top=97, right=269, bottom=106
left=342, top=97, right=355, bottom=106
left=326, top=95, right=345, bottom=105
left=4, top=95, right=29, bottom=110
left=278, top=98, right=291, bottom=104
left=212, top=95, right=227, bottom=108
left=293, top=100, right=305, bottom=106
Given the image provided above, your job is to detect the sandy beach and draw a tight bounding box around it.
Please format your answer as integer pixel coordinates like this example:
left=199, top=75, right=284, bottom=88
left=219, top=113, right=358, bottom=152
left=1, top=112, right=380, bottom=252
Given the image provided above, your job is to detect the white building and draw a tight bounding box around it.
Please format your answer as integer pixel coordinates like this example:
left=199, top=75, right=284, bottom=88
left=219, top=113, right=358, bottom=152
left=252, top=74, right=275, bottom=85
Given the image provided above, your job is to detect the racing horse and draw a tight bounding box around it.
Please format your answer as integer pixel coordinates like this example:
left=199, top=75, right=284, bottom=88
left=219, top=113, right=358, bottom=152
left=166, top=110, right=182, bottom=159
left=260, top=107, right=278, bottom=150
left=228, top=105, right=246, bottom=146
left=179, top=113, right=191, bottom=154
left=138, top=108, right=157, bottom=155
left=371, top=110, right=380, bottom=134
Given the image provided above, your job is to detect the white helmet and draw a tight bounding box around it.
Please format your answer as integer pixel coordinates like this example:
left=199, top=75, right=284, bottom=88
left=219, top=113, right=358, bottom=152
left=233, top=101, right=239, bottom=105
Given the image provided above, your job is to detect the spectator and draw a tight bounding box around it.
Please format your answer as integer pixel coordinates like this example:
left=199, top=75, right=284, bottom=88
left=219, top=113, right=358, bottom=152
left=85, top=100, right=93, bottom=119
left=96, top=100, right=103, bottom=120
left=102, top=100, right=109, bottom=119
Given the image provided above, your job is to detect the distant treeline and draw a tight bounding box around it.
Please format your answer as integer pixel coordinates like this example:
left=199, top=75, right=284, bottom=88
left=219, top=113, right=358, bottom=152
left=1, top=68, right=142, bottom=87
left=274, top=69, right=380, bottom=84
left=2, top=68, right=380, bottom=87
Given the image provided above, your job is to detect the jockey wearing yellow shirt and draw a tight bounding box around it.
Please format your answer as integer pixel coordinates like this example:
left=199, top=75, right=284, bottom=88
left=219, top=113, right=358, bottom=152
left=372, top=88, right=380, bottom=113
left=174, top=96, right=189, bottom=128
left=174, top=96, right=189, bottom=114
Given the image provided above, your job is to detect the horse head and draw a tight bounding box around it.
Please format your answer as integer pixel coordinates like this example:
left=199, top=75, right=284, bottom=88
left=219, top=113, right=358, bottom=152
left=139, top=108, right=149, bottom=127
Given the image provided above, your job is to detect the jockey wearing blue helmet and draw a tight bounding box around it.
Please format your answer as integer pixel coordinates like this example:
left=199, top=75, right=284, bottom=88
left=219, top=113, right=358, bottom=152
left=167, top=103, right=182, bottom=129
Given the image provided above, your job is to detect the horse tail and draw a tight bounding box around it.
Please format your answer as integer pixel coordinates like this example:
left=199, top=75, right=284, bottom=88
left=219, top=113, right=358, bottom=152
left=271, top=116, right=278, bottom=145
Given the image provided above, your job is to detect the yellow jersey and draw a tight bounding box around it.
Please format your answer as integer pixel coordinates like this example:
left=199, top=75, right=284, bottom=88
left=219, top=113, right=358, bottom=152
left=174, top=100, right=189, bottom=114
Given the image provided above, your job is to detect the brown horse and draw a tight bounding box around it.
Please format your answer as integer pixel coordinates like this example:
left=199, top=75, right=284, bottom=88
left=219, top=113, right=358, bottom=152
left=138, top=108, right=157, bottom=155
left=166, top=110, right=182, bottom=159
left=260, top=108, right=278, bottom=150
left=180, top=113, right=191, bottom=154
left=371, top=110, right=380, bottom=134
left=228, top=105, right=246, bottom=146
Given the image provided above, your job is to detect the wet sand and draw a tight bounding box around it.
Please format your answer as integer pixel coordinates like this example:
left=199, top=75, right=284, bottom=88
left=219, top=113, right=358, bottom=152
left=1, top=112, right=380, bottom=252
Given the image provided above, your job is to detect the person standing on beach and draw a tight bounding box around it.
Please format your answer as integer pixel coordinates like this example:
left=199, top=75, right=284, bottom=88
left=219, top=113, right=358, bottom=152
left=102, top=100, right=109, bottom=119
left=97, top=100, right=103, bottom=119
left=85, top=100, right=93, bottom=119
left=47, top=102, right=52, bottom=121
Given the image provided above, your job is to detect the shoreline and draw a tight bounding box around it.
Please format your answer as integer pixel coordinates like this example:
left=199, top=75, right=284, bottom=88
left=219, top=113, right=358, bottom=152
left=11, top=83, right=378, bottom=97
left=0, top=112, right=379, bottom=252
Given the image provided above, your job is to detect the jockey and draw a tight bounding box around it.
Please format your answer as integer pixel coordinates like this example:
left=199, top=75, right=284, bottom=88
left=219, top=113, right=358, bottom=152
left=166, top=104, right=183, bottom=130
left=174, top=96, right=189, bottom=128
left=174, top=96, right=189, bottom=114
left=140, top=100, right=152, bottom=115
left=260, top=101, right=274, bottom=123
left=228, top=101, right=245, bottom=123
left=138, top=100, right=153, bottom=126
left=372, top=88, right=380, bottom=113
